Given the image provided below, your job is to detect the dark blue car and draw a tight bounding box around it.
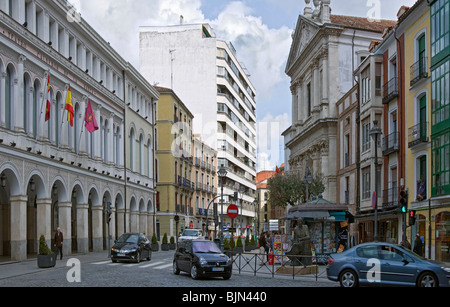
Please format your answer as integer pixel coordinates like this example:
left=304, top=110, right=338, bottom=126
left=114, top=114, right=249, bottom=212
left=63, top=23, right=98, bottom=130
left=327, top=242, right=450, bottom=287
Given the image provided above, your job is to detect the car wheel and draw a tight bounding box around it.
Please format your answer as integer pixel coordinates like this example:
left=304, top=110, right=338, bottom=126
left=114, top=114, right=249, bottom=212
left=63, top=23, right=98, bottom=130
left=190, top=264, right=200, bottom=280
left=111, top=258, right=117, bottom=263
left=223, top=273, right=232, bottom=280
left=417, top=272, right=438, bottom=287
left=173, top=261, right=180, bottom=275
left=339, top=269, right=358, bottom=288
left=135, top=251, right=141, bottom=263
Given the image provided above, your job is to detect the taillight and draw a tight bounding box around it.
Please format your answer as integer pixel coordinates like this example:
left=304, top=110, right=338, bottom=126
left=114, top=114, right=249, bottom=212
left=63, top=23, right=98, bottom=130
left=328, top=256, right=334, bottom=266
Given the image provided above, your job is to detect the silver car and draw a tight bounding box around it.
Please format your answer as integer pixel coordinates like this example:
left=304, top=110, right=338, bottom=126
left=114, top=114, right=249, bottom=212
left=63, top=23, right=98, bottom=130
left=327, top=242, right=450, bottom=287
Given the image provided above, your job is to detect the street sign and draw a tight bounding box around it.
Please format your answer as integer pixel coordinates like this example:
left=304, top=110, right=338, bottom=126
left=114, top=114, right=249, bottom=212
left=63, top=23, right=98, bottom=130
left=227, top=204, right=238, bottom=219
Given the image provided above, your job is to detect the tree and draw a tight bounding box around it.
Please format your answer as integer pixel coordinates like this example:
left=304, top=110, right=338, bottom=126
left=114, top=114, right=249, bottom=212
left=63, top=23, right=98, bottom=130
left=267, top=171, right=325, bottom=208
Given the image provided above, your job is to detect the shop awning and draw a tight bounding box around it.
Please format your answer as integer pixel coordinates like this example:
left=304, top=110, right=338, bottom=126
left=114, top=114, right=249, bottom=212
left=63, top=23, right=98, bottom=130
left=286, top=210, right=330, bottom=219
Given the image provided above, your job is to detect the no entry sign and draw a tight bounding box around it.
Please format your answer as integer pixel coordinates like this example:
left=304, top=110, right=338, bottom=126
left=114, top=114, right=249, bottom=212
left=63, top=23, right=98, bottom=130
left=227, top=204, right=239, bottom=219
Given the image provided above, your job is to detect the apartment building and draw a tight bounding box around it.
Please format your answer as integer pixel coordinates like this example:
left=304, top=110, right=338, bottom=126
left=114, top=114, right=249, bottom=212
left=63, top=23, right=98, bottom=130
left=139, top=23, right=257, bottom=237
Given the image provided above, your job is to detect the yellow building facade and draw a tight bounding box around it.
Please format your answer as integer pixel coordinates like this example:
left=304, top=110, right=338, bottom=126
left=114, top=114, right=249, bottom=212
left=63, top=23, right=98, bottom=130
left=154, top=87, right=195, bottom=242
left=403, top=1, right=449, bottom=261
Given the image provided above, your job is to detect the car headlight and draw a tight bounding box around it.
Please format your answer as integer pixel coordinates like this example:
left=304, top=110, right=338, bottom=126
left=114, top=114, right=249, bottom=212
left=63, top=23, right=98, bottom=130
left=441, top=267, right=450, bottom=273
left=199, top=257, right=208, bottom=267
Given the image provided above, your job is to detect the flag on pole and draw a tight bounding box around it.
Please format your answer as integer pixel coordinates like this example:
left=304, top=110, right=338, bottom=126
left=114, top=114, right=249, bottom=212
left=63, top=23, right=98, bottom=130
left=65, top=85, right=74, bottom=127
left=45, top=74, right=51, bottom=122
left=84, top=99, right=98, bottom=133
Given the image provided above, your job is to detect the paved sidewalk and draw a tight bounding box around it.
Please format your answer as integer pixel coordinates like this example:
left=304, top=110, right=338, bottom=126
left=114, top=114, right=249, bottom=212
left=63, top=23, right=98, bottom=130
left=0, top=252, right=110, bottom=280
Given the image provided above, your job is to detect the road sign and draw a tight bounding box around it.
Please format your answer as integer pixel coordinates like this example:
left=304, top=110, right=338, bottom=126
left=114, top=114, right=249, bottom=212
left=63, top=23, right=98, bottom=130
left=227, top=204, right=238, bottom=219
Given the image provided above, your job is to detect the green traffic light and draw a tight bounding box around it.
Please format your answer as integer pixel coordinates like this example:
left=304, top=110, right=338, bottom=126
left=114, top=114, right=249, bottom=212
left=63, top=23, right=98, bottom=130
left=401, top=206, right=407, bottom=213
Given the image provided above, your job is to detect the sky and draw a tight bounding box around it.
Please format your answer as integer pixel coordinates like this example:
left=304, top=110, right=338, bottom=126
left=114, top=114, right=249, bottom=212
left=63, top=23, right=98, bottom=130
left=73, top=0, right=417, bottom=172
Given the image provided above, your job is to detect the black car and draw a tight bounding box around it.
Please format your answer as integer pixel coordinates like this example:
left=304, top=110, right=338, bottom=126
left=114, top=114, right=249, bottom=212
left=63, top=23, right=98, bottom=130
left=111, top=233, right=152, bottom=263
left=173, top=240, right=232, bottom=280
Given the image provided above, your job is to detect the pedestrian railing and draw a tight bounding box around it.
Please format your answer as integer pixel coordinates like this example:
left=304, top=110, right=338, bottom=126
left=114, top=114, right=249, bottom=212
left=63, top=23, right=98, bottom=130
left=230, top=252, right=328, bottom=281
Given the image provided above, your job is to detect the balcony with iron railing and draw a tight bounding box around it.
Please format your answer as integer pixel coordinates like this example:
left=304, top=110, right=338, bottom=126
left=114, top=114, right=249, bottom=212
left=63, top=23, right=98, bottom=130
left=410, top=56, right=428, bottom=87
left=382, top=77, right=399, bottom=104
left=408, top=122, right=429, bottom=148
left=382, top=185, right=398, bottom=209
left=382, top=132, right=399, bottom=156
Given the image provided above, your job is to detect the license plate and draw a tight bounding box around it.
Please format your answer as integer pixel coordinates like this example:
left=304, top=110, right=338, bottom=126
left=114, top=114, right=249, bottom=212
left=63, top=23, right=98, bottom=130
left=118, top=253, right=126, bottom=257
left=212, top=267, right=224, bottom=272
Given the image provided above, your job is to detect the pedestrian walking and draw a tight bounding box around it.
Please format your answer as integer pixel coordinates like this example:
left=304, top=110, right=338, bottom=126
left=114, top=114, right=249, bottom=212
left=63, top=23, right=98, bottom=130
left=265, top=233, right=271, bottom=261
left=54, top=227, right=64, bottom=260
left=413, top=233, right=423, bottom=256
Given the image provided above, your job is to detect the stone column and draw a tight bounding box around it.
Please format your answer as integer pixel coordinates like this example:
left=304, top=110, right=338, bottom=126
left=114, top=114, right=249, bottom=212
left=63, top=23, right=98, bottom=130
left=15, top=55, right=26, bottom=133
left=313, top=61, right=320, bottom=112
left=35, top=198, right=51, bottom=247
left=1, top=71, right=6, bottom=128
left=291, top=84, right=298, bottom=125
left=116, top=209, right=125, bottom=238
left=139, top=212, right=148, bottom=235
left=91, top=206, right=103, bottom=252
left=77, top=204, right=89, bottom=253
left=10, top=195, right=27, bottom=262
left=130, top=211, right=139, bottom=233
left=58, top=202, right=72, bottom=257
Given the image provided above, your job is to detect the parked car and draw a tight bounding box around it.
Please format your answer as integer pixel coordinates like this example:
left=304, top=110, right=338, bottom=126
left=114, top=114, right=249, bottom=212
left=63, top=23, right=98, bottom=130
left=173, top=240, right=232, bottom=280
left=178, top=229, right=203, bottom=243
left=327, top=242, right=450, bottom=287
left=111, top=233, right=152, bottom=263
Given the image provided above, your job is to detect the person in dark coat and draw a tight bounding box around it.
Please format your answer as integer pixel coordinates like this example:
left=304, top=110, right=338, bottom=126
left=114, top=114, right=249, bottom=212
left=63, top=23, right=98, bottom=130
left=413, top=233, right=423, bottom=256
left=54, top=227, right=64, bottom=260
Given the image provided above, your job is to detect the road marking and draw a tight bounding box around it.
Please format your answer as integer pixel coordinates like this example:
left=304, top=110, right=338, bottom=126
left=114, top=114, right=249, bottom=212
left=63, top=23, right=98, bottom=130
left=154, top=263, right=173, bottom=270
left=140, top=261, right=165, bottom=268
left=92, top=260, right=112, bottom=265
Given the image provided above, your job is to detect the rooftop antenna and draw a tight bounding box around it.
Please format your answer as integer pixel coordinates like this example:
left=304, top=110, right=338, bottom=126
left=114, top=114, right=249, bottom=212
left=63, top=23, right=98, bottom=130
left=169, top=49, right=176, bottom=89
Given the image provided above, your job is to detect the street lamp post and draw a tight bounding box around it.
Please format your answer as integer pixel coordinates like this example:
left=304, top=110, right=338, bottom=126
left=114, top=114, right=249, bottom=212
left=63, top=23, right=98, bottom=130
left=370, top=120, right=382, bottom=242
left=217, top=167, right=228, bottom=249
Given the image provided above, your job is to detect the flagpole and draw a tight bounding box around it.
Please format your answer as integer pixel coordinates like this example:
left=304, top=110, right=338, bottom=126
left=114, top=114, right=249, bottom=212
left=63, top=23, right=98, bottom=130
left=59, top=84, right=69, bottom=147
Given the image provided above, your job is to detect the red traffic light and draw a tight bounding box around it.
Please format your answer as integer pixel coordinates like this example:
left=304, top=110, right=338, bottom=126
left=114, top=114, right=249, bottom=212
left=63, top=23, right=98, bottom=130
left=410, top=210, right=416, bottom=217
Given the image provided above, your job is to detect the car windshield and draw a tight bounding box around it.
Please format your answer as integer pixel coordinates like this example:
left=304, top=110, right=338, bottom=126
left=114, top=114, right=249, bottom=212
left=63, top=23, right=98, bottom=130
left=193, top=241, right=222, bottom=254
left=117, top=234, right=139, bottom=244
left=182, top=230, right=200, bottom=236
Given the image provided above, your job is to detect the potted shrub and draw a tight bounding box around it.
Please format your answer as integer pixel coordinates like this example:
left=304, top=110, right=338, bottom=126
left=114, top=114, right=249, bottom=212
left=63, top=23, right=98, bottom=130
left=161, top=233, right=170, bottom=251
left=169, top=236, right=176, bottom=250
left=250, top=235, right=256, bottom=251
left=223, top=238, right=231, bottom=257
left=234, top=236, right=243, bottom=254
left=151, top=233, right=159, bottom=252
left=244, top=234, right=252, bottom=252
left=37, top=235, right=56, bottom=268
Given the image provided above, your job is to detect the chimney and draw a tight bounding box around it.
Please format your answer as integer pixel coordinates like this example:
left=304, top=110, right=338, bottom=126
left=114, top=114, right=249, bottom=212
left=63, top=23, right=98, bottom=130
left=397, top=6, right=409, bottom=20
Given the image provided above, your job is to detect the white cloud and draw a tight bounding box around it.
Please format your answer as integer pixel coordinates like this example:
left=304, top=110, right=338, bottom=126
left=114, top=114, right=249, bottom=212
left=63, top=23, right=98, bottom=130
left=210, top=2, right=293, bottom=100
left=78, top=1, right=294, bottom=172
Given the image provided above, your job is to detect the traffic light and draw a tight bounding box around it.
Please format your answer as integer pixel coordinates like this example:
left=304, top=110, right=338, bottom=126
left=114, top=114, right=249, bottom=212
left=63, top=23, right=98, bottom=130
left=233, top=192, right=238, bottom=202
left=399, top=189, right=408, bottom=213
left=409, top=210, right=417, bottom=226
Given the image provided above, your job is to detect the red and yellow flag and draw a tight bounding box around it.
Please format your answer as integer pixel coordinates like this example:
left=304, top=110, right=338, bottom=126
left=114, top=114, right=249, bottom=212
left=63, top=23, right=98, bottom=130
left=45, top=74, right=51, bottom=122
left=65, top=85, right=74, bottom=127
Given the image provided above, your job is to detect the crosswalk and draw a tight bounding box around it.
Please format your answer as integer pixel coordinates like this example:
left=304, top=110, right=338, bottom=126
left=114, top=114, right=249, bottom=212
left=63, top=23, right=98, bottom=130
left=91, top=259, right=173, bottom=270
